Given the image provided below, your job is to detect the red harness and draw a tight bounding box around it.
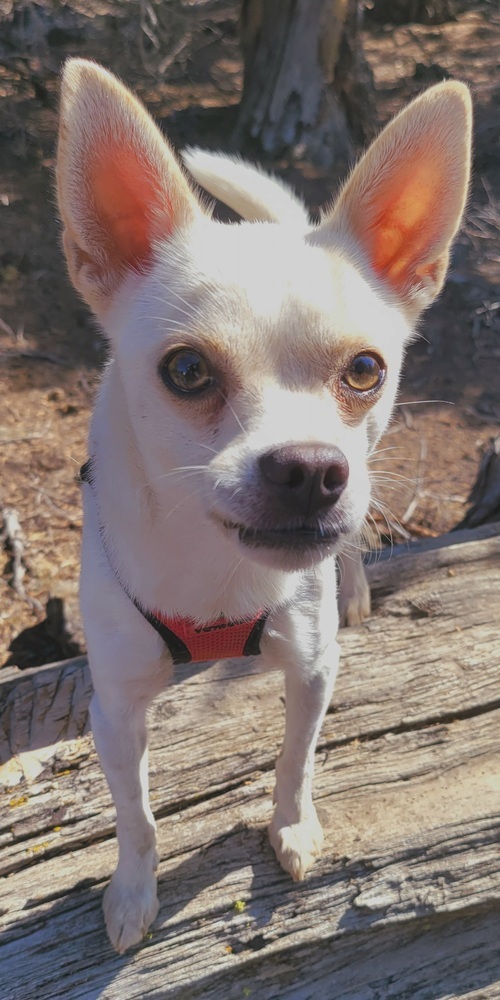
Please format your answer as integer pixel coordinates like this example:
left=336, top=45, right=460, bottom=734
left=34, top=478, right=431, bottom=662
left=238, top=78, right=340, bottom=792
left=80, top=461, right=268, bottom=664
left=144, top=609, right=267, bottom=664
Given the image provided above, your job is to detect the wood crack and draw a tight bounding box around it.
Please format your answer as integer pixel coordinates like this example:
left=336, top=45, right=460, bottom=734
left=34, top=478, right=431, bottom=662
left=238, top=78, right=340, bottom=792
left=325, top=696, right=500, bottom=747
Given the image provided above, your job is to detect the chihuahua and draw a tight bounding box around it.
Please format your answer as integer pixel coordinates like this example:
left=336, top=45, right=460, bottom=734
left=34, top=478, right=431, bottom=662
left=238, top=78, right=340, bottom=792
left=56, top=60, right=471, bottom=952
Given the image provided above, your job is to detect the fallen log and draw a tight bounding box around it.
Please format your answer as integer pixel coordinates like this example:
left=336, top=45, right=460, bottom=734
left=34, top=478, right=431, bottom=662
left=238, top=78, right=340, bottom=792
left=1, top=523, right=499, bottom=999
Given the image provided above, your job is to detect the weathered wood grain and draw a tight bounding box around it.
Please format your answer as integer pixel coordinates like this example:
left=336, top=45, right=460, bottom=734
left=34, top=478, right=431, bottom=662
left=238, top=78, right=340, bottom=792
left=1, top=524, right=499, bottom=999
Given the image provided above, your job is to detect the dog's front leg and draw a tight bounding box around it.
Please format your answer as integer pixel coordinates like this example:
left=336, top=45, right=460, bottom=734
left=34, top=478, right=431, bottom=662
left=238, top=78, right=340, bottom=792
left=90, top=685, right=160, bottom=953
left=267, top=618, right=340, bottom=881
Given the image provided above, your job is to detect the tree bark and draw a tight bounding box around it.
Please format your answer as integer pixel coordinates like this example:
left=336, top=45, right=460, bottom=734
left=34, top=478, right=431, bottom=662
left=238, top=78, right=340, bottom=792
left=235, top=0, right=375, bottom=169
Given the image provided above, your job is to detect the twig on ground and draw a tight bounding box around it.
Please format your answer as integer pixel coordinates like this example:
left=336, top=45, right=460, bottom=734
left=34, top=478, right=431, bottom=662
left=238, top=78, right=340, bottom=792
left=0, top=317, right=19, bottom=340
left=0, top=506, right=42, bottom=611
left=401, top=437, right=428, bottom=525
left=399, top=405, right=414, bottom=430
left=37, top=488, right=83, bottom=525
left=0, top=431, right=45, bottom=444
left=0, top=349, right=68, bottom=366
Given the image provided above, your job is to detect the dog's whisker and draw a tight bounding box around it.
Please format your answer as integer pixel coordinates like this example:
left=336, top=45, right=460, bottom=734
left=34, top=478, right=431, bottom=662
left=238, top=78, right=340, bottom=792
left=371, top=486, right=412, bottom=503
left=163, top=294, right=210, bottom=328
left=370, top=471, right=418, bottom=487
left=365, top=509, right=388, bottom=553
left=162, top=497, right=186, bottom=524
left=356, top=521, right=382, bottom=565
left=147, top=317, right=190, bottom=328
left=370, top=449, right=414, bottom=460
left=370, top=473, right=414, bottom=487
left=154, top=464, right=209, bottom=482
left=167, top=286, right=202, bottom=313
left=338, top=541, right=362, bottom=563
left=166, top=465, right=209, bottom=473
left=196, top=442, right=218, bottom=455
left=213, top=555, right=244, bottom=605
left=217, top=389, right=246, bottom=434
left=370, top=497, right=411, bottom=545
left=393, top=399, right=454, bottom=407
left=156, top=300, right=193, bottom=322
left=162, top=486, right=204, bottom=524
left=370, top=485, right=416, bottom=501
left=369, top=446, right=418, bottom=465
left=166, top=472, right=204, bottom=486
left=153, top=469, right=208, bottom=489
left=369, top=459, right=417, bottom=468
left=144, top=291, right=207, bottom=327
left=370, top=479, right=417, bottom=492
left=138, top=298, right=194, bottom=320
left=370, top=444, right=404, bottom=454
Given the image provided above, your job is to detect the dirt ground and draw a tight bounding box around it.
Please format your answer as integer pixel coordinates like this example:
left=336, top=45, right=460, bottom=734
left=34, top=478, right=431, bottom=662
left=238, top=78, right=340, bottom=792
left=1, top=0, right=499, bottom=666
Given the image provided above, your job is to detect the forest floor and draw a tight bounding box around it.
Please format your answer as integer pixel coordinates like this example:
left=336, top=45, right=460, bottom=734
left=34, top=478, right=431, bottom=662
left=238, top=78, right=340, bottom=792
left=1, top=0, right=499, bottom=665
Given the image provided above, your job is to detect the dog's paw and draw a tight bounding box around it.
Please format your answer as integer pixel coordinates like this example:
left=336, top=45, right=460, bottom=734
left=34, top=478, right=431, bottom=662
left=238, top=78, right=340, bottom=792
left=103, top=870, right=159, bottom=953
left=338, top=556, right=371, bottom=627
left=269, top=807, right=324, bottom=881
left=339, top=587, right=371, bottom=627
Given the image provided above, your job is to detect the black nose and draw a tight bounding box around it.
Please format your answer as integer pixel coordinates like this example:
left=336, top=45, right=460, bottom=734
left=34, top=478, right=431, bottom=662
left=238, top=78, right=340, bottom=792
left=258, top=444, right=349, bottom=517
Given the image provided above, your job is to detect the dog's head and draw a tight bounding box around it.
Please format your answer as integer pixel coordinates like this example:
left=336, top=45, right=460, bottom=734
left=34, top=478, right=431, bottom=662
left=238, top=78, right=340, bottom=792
left=57, top=61, right=471, bottom=571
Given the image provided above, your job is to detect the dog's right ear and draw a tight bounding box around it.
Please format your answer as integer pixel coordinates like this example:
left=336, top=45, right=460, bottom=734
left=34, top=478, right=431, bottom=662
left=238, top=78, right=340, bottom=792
left=57, top=59, right=200, bottom=316
left=317, top=82, right=472, bottom=321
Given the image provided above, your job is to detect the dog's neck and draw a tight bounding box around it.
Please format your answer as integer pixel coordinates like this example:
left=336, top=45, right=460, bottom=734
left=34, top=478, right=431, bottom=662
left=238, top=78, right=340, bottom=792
left=87, top=365, right=303, bottom=624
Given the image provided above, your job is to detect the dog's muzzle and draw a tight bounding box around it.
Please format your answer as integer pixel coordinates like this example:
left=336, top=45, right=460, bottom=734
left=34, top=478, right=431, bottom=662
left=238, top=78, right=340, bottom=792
left=218, top=443, right=350, bottom=565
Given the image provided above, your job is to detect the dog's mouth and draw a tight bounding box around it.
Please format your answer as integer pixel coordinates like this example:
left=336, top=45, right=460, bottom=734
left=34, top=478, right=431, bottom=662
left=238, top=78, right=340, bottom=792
left=223, top=520, right=339, bottom=552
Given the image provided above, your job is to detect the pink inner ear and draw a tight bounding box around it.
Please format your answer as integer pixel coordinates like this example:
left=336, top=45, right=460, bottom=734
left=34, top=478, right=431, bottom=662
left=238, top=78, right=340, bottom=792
left=361, top=148, right=448, bottom=292
left=90, top=143, right=172, bottom=273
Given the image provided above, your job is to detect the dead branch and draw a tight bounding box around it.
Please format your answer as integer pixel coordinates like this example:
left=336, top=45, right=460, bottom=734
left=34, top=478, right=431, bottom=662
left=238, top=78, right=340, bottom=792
left=0, top=432, right=45, bottom=444
left=1, top=506, right=42, bottom=611
left=1, top=507, right=27, bottom=600
left=401, top=437, right=428, bottom=525
left=0, top=349, right=68, bottom=366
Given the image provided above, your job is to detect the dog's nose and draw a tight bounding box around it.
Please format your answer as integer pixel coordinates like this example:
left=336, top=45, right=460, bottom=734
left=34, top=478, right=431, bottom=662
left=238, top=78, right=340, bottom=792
left=258, top=444, right=349, bottom=516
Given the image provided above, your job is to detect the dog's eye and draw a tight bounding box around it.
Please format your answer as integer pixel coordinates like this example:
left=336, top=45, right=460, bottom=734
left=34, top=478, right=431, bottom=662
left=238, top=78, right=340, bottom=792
left=343, top=353, right=384, bottom=393
left=160, top=349, right=215, bottom=395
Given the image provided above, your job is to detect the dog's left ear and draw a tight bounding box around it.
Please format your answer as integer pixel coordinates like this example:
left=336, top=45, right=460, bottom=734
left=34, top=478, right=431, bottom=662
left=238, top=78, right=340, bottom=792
left=57, top=59, right=201, bottom=317
left=319, top=82, right=472, bottom=318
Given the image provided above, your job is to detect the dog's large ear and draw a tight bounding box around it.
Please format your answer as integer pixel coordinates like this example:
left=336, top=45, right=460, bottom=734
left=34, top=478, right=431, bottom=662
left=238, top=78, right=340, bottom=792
left=57, top=59, right=200, bottom=315
left=318, top=82, right=472, bottom=318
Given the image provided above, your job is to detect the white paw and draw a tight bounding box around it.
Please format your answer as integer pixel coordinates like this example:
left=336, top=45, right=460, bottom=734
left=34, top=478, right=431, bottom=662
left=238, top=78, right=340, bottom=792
left=339, top=588, right=371, bottom=627
left=103, top=869, right=159, bottom=953
left=338, top=557, right=371, bottom=627
left=269, top=807, right=324, bottom=881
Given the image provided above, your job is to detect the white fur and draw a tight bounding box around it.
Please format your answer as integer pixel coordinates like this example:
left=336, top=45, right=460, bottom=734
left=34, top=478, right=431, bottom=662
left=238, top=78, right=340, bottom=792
left=182, top=147, right=310, bottom=225
left=56, top=61, right=471, bottom=952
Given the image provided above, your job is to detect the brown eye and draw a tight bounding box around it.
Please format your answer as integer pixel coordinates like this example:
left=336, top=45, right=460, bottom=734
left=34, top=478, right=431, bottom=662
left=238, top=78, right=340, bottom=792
left=160, top=349, right=215, bottom=395
left=343, top=353, right=384, bottom=393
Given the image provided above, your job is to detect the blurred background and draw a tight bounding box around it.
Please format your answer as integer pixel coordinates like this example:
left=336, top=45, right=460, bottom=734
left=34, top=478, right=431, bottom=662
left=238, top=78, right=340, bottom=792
left=0, top=0, right=499, bottom=667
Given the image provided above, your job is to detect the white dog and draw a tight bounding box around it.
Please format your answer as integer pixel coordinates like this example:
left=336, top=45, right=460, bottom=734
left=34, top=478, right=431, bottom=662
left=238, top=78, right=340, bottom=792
left=56, top=60, right=471, bottom=952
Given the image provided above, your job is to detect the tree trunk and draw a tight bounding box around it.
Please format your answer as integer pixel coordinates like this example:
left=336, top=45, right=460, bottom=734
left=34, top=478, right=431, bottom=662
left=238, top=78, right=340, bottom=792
left=234, top=0, right=375, bottom=169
